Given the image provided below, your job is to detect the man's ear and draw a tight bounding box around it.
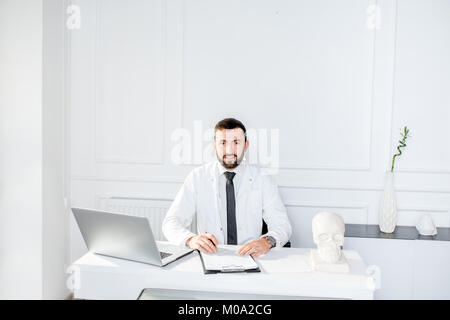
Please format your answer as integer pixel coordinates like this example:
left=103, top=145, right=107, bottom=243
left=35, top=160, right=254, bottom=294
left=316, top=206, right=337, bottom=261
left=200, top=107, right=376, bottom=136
left=244, top=139, right=249, bottom=152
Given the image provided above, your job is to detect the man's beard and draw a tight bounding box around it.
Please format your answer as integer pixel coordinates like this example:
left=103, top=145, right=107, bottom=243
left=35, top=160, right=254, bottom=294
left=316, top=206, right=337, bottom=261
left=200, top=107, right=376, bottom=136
left=217, top=152, right=245, bottom=169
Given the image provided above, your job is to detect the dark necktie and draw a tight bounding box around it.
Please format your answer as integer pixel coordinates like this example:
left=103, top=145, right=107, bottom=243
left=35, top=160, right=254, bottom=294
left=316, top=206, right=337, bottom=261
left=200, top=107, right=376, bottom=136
left=224, top=171, right=237, bottom=245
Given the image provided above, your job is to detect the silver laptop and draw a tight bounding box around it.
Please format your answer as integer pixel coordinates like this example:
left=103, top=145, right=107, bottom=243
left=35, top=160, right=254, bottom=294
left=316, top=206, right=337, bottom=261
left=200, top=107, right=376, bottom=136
left=72, top=207, right=194, bottom=266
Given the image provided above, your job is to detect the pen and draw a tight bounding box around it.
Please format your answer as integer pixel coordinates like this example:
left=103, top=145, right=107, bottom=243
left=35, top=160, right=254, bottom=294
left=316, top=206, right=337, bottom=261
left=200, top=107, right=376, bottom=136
left=205, top=231, right=217, bottom=251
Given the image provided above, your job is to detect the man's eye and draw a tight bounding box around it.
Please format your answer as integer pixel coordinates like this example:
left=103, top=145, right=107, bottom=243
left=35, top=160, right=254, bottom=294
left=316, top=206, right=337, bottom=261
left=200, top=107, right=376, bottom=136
left=221, top=141, right=226, bottom=145
left=234, top=141, right=239, bottom=145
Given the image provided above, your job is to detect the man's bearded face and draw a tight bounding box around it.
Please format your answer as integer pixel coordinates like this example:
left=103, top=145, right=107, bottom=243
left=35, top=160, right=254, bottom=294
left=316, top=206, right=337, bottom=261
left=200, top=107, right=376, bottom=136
left=214, top=128, right=248, bottom=169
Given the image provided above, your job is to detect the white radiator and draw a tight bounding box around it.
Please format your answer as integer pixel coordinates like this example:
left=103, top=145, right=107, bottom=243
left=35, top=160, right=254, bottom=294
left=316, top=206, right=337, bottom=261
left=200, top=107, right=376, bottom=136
left=98, top=197, right=196, bottom=241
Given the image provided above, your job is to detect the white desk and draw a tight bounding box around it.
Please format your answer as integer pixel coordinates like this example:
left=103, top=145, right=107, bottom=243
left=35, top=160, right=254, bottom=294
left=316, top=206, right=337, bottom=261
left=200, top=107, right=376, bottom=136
left=71, top=243, right=378, bottom=300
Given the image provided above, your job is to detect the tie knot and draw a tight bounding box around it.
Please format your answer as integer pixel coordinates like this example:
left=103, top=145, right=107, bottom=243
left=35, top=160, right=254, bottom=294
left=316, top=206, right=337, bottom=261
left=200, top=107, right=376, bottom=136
left=224, top=171, right=236, bottom=182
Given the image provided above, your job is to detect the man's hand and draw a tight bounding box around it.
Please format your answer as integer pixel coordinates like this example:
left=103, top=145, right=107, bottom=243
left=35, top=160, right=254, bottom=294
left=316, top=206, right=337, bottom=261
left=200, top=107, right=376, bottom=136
left=185, top=232, right=218, bottom=254
left=237, top=238, right=272, bottom=258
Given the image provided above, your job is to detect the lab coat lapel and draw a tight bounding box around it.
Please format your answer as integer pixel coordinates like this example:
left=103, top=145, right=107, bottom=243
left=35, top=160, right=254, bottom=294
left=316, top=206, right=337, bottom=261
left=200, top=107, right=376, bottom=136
left=209, top=162, right=224, bottom=240
left=236, top=163, right=255, bottom=202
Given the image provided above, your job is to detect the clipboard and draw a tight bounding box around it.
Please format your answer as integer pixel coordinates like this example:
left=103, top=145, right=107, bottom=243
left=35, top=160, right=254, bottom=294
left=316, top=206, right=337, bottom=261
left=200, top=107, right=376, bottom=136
left=197, top=248, right=261, bottom=274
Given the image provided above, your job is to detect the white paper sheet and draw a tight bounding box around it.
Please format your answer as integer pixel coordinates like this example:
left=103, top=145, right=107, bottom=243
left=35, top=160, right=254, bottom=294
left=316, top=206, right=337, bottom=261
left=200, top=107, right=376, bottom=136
left=257, top=250, right=313, bottom=273
left=200, top=247, right=258, bottom=271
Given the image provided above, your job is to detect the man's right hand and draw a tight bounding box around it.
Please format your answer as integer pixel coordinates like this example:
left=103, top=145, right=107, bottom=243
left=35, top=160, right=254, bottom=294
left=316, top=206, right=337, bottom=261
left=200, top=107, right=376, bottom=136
left=185, top=232, right=218, bottom=254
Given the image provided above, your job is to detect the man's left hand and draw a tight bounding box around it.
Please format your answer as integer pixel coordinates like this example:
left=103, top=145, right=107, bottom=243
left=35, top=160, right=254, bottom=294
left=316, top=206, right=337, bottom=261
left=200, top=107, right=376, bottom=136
left=237, top=238, right=272, bottom=258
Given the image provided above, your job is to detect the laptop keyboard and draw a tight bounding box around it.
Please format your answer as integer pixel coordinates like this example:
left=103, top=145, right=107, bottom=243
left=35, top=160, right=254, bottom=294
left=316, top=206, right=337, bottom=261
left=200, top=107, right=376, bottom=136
left=160, top=251, right=172, bottom=259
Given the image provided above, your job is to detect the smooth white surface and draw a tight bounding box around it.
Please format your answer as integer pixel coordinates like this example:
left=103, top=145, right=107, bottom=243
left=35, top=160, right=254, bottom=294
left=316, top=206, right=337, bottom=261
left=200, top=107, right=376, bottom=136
left=183, top=0, right=374, bottom=170
left=94, top=0, right=164, bottom=164
left=72, top=243, right=375, bottom=300
left=42, top=0, right=71, bottom=300
left=0, top=0, right=44, bottom=299
left=392, top=0, right=450, bottom=173
left=256, top=249, right=312, bottom=273
left=69, top=0, right=450, bottom=264
left=344, top=236, right=450, bottom=299
left=413, top=240, right=450, bottom=299
left=0, top=0, right=70, bottom=299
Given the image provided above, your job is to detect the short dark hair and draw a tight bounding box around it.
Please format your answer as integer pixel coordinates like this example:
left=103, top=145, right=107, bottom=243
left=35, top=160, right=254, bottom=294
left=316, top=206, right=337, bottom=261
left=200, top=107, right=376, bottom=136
left=214, top=118, right=247, bottom=141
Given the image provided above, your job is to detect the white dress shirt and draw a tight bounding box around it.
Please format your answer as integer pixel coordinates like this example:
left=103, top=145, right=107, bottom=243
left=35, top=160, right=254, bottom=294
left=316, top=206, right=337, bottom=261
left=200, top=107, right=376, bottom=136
left=162, top=160, right=292, bottom=247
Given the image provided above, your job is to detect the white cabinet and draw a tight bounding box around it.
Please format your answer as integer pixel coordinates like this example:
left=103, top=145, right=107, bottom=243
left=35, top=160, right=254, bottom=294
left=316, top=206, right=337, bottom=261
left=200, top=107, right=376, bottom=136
left=412, top=240, right=450, bottom=299
left=344, top=233, right=450, bottom=299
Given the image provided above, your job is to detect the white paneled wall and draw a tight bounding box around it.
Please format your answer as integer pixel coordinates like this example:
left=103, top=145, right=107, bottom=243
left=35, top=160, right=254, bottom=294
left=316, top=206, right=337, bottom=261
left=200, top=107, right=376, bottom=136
left=98, top=197, right=171, bottom=241
left=97, top=196, right=197, bottom=241
left=69, top=0, right=450, bottom=261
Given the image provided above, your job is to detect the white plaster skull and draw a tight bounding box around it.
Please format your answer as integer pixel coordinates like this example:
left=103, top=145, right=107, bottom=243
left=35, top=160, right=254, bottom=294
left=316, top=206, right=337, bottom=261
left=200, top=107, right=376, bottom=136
left=312, top=212, right=345, bottom=263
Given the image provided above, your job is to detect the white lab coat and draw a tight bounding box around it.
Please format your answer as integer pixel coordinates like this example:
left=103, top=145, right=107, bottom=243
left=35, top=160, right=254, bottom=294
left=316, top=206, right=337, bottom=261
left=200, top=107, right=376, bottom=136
left=162, top=160, right=292, bottom=248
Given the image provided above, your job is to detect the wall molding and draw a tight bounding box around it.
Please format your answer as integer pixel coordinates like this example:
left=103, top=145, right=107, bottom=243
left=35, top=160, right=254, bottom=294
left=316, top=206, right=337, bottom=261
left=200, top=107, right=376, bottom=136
left=284, top=201, right=369, bottom=224
left=93, top=0, right=166, bottom=165
left=176, top=161, right=373, bottom=172
left=396, top=205, right=450, bottom=227
left=395, top=168, right=450, bottom=175
left=91, top=198, right=450, bottom=227
left=95, top=194, right=174, bottom=210
left=69, top=0, right=450, bottom=237
left=284, top=201, right=368, bottom=210
left=93, top=195, right=369, bottom=224
left=71, top=174, right=450, bottom=194
left=178, top=0, right=375, bottom=172
left=389, top=0, right=450, bottom=175
left=279, top=182, right=450, bottom=194
left=397, top=206, right=449, bottom=213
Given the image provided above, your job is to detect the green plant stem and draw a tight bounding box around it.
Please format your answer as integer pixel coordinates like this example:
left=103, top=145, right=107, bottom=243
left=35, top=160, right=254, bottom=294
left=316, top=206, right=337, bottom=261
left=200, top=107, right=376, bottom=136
left=391, top=126, right=410, bottom=172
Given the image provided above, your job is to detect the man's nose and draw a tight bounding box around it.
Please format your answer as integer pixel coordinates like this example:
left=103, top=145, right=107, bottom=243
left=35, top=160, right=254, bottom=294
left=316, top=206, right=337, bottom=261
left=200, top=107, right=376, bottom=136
left=225, top=142, right=235, bottom=154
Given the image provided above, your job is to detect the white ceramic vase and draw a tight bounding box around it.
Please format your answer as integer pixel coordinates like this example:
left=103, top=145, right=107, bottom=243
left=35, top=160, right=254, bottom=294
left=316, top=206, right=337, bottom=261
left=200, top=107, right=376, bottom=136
left=379, top=171, right=397, bottom=233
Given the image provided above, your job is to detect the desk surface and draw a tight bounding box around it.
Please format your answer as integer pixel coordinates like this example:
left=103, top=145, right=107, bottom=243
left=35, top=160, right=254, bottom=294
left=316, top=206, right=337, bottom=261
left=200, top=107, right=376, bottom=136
left=72, top=243, right=376, bottom=300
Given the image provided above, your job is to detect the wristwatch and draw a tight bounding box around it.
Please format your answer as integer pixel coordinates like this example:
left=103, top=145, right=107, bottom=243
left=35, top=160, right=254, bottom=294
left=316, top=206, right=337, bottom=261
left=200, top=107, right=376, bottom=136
left=263, top=236, right=276, bottom=249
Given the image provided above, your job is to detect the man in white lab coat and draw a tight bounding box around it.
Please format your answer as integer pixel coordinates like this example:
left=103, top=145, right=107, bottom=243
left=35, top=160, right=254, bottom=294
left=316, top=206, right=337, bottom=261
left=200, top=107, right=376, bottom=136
left=162, top=118, right=292, bottom=258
